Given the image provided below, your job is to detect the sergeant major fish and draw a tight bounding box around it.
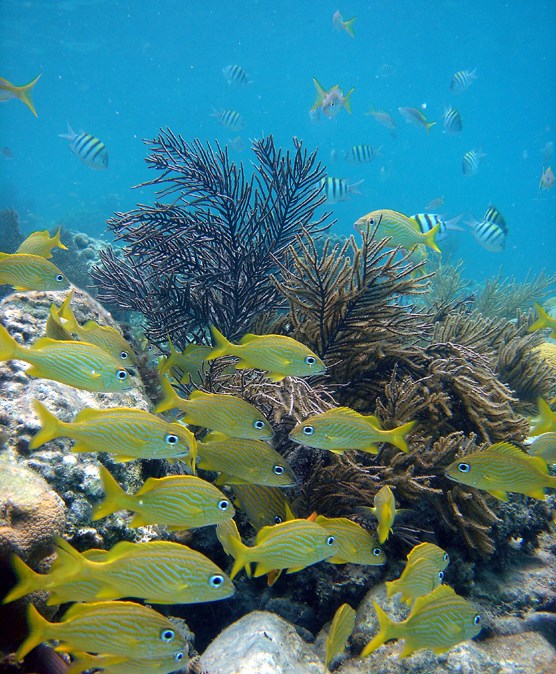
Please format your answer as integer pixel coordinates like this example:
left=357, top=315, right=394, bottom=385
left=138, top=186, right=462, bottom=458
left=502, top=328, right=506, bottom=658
left=450, top=68, right=478, bottom=93
left=462, top=149, right=486, bottom=176
left=345, top=144, right=382, bottom=164
left=442, top=106, right=462, bottom=134
left=0, top=253, right=69, bottom=291
left=411, top=213, right=464, bottom=242
left=222, top=64, right=252, bottom=86
left=210, top=108, right=244, bottom=131
left=60, top=122, right=108, bottom=169
left=321, top=176, right=364, bottom=204
left=466, top=205, right=507, bottom=252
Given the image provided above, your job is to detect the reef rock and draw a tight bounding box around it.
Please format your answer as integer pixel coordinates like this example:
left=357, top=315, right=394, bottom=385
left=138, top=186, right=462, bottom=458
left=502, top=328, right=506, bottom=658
left=199, top=610, right=323, bottom=674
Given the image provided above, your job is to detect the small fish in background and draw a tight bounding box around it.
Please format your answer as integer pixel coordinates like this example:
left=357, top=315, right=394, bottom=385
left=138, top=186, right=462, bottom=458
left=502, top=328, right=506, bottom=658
left=450, top=68, right=478, bottom=93
left=542, top=140, right=554, bottom=164
left=210, top=108, right=244, bottom=132
left=228, top=135, right=245, bottom=152
left=528, top=433, right=556, bottom=465
left=325, top=603, right=356, bottom=669
left=442, top=106, right=462, bottom=134
left=376, top=63, right=396, bottom=79
left=59, top=122, right=108, bottom=169
left=411, top=213, right=464, bottom=242
left=16, top=227, right=67, bottom=259
left=528, top=303, right=556, bottom=339
left=231, top=484, right=295, bottom=531
left=466, top=205, right=508, bottom=252
left=398, top=107, right=436, bottom=133
left=366, top=105, right=397, bottom=131
left=361, top=586, right=482, bottom=657
left=462, top=149, right=486, bottom=176
left=425, top=196, right=444, bottom=211
left=345, top=144, right=382, bottom=164
left=222, top=64, right=252, bottom=86
left=355, top=485, right=402, bottom=544
left=407, top=542, right=450, bottom=571
left=320, top=176, right=364, bottom=204
left=0, top=252, right=68, bottom=291
left=332, top=10, right=356, bottom=37
left=158, top=337, right=211, bottom=385
left=311, top=78, right=354, bottom=118
left=0, top=73, right=41, bottom=116
left=539, top=165, right=554, bottom=190
left=355, top=209, right=442, bottom=253
left=529, top=397, right=556, bottom=436
left=1, top=146, right=13, bottom=159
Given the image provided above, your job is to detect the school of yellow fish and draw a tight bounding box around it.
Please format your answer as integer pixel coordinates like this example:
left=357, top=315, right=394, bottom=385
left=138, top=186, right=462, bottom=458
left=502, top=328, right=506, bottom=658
left=1, top=228, right=555, bottom=669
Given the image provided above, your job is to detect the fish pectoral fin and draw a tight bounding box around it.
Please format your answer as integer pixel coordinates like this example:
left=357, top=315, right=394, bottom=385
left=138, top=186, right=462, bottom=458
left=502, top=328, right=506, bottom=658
left=25, top=365, right=42, bottom=378
left=361, top=444, right=379, bottom=454
left=286, top=565, right=308, bottom=574
left=326, top=556, right=348, bottom=564
left=527, top=488, right=547, bottom=500
left=166, top=524, right=191, bottom=532
left=235, top=359, right=252, bottom=370
left=487, top=490, right=509, bottom=501
left=266, top=569, right=282, bottom=586
left=71, top=442, right=92, bottom=454
left=94, top=585, right=122, bottom=600
left=267, top=373, right=286, bottom=382
left=89, top=370, right=102, bottom=380
left=111, top=455, right=138, bottom=463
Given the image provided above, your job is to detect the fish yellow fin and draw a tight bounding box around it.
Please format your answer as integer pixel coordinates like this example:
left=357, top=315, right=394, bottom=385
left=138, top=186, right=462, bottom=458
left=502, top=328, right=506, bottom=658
left=29, top=399, right=62, bottom=449
left=16, top=603, right=50, bottom=660
left=12, top=73, right=41, bottom=118
left=422, top=222, right=441, bottom=253
left=527, top=488, right=547, bottom=500
left=528, top=304, right=551, bottom=333
left=207, top=325, right=234, bottom=360
left=343, top=88, right=355, bottom=113
left=154, top=375, right=185, bottom=414
left=360, top=601, right=395, bottom=657
left=266, top=372, right=286, bottom=382
left=343, top=17, right=356, bottom=37
left=204, top=431, right=230, bottom=442
left=92, top=465, right=131, bottom=520
left=487, top=488, right=509, bottom=501
left=311, top=78, right=328, bottom=110
left=2, top=556, right=43, bottom=603
left=0, top=323, right=20, bottom=361
left=51, top=227, right=68, bottom=251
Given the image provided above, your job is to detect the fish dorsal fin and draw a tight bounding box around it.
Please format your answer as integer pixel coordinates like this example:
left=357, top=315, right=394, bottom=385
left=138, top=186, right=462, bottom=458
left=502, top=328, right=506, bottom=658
left=104, top=540, right=140, bottom=561
left=188, top=390, right=211, bottom=401
left=488, top=442, right=547, bottom=470
left=412, top=585, right=456, bottom=613
left=33, top=336, right=75, bottom=349
left=334, top=406, right=364, bottom=418
left=204, top=431, right=230, bottom=442
left=239, top=333, right=260, bottom=344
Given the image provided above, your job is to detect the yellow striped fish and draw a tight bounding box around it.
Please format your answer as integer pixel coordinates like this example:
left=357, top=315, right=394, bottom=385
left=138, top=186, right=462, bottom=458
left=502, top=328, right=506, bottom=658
left=0, top=252, right=69, bottom=291
left=354, top=209, right=441, bottom=253
left=16, top=227, right=67, bottom=259
left=155, top=376, right=272, bottom=441
left=30, top=400, right=196, bottom=465
left=361, top=585, right=481, bottom=657
left=218, top=518, right=337, bottom=578
left=0, top=326, right=130, bottom=392
left=406, top=542, right=450, bottom=571
left=207, top=326, right=325, bottom=381
left=325, top=603, right=356, bottom=669
left=446, top=441, right=556, bottom=500
left=16, top=600, right=186, bottom=660
left=289, top=407, right=416, bottom=455
left=197, top=437, right=296, bottom=487
left=66, top=651, right=187, bottom=674
left=530, top=397, right=556, bottom=436
left=356, top=485, right=400, bottom=544
left=315, top=516, right=386, bottom=566
left=231, top=484, right=295, bottom=531
left=93, top=465, right=234, bottom=529
left=386, top=556, right=445, bottom=605
left=45, top=302, right=73, bottom=340
left=528, top=433, right=556, bottom=464
left=157, top=338, right=211, bottom=384
left=528, top=303, right=556, bottom=339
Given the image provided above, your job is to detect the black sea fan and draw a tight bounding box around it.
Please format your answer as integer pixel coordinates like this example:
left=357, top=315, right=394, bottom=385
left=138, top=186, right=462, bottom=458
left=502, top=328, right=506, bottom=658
left=92, top=130, right=330, bottom=345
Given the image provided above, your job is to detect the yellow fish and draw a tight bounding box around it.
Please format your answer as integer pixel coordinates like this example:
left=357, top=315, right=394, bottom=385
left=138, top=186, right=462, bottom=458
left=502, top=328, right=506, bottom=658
left=528, top=433, right=556, bottom=464
left=231, top=483, right=295, bottom=531
left=354, top=209, right=441, bottom=253
left=155, top=376, right=272, bottom=440
left=16, top=227, right=67, bottom=259
left=315, top=516, right=386, bottom=566
left=93, top=465, right=234, bottom=529
left=530, top=397, right=556, bottom=436
left=446, top=441, right=556, bottom=501
left=16, top=600, right=186, bottom=660
left=0, top=326, right=131, bottom=392
left=30, top=400, right=196, bottom=465
left=311, top=79, right=355, bottom=119
left=207, top=325, right=325, bottom=381
left=0, top=73, right=41, bottom=116
left=361, top=585, right=481, bottom=657
left=289, top=407, right=416, bottom=455
left=0, top=252, right=69, bottom=291
left=356, top=486, right=402, bottom=544
left=528, top=303, right=556, bottom=339
left=406, top=542, right=449, bottom=571
left=218, top=518, right=337, bottom=579
left=325, top=603, right=356, bottom=669
left=158, top=338, right=211, bottom=384
left=386, top=556, right=445, bottom=606
left=45, top=302, right=73, bottom=341
left=66, top=652, right=186, bottom=674
left=197, top=437, right=296, bottom=487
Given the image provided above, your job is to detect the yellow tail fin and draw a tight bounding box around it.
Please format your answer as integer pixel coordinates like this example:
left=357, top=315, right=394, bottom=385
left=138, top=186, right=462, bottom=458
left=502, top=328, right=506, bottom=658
left=29, top=400, right=63, bottom=449
left=343, top=88, right=355, bottom=114
left=14, top=73, right=41, bottom=118
left=207, top=325, right=234, bottom=360
left=92, top=465, right=131, bottom=520
left=52, top=227, right=68, bottom=251
left=0, top=323, right=20, bottom=361
left=154, top=376, right=183, bottom=414
left=422, top=222, right=441, bottom=253
left=387, top=420, right=417, bottom=453
left=344, top=17, right=356, bottom=37
left=360, top=601, right=395, bottom=657
left=16, top=603, right=50, bottom=660
left=2, top=556, right=44, bottom=604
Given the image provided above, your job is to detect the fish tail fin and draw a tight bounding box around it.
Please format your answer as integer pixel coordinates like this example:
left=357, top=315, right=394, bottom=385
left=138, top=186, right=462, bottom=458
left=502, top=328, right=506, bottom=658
left=207, top=325, right=234, bottom=360
left=528, top=303, right=550, bottom=333
left=92, top=465, right=130, bottom=520
left=15, top=73, right=41, bottom=117
left=2, top=556, right=44, bottom=603
left=51, top=537, right=87, bottom=576
left=59, top=121, right=76, bottom=141
left=225, top=532, right=251, bottom=580
left=344, top=17, right=356, bottom=37
left=52, top=227, right=68, bottom=251
left=386, top=420, right=417, bottom=453
left=384, top=579, right=397, bottom=600
left=422, top=222, right=442, bottom=253
left=311, top=78, right=327, bottom=110
left=58, top=293, right=78, bottom=331
left=348, top=179, right=364, bottom=195
left=0, top=323, right=21, bottom=362
left=29, top=400, right=65, bottom=449
left=444, top=213, right=464, bottom=232
left=16, top=603, right=49, bottom=660
left=360, top=601, right=395, bottom=657
left=343, top=88, right=355, bottom=114
left=154, top=375, right=181, bottom=414
left=157, top=336, right=178, bottom=376
left=426, top=120, right=436, bottom=133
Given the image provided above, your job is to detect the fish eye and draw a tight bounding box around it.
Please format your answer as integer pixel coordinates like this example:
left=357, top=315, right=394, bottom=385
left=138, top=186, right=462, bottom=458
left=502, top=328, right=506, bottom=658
left=160, top=629, right=175, bottom=642
left=253, top=419, right=266, bottom=430
left=439, top=571, right=444, bottom=581
left=218, top=499, right=230, bottom=511
left=273, top=464, right=285, bottom=475
left=473, top=614, right=481, bottom=625
left=120, top=351, right=128, bottom=359
left=209, top=574, right=225, bottom=588
left=373, top=547, right=382, bottom=556
left=326, top=536, right=335, bottom=546
left=175, top=653, right=184, bottom=663
left=458, top=462, right=471, bottom=473
left=165, top=433, right=179, bottom=445
left=302, top=426, right=314, bottom=436
left=116, top=369, right=128, bottom=380
left=443, top=552, right=450, bottom=562
left=368, top=218, right=375, bottom=225
left=274, top=515, right=283, bottom=524
left=55, top=274, right=65, bottom=282
left=305, top=355, right=317, bottom=365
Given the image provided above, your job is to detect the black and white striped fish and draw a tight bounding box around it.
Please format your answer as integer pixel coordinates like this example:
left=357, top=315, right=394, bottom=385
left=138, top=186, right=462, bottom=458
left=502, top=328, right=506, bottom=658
left=321, top=176, right=363, bottom=204
left=450, top=68, right=477, bottom=93
left=345, top=144, right=382, bottom=164
left=222, top=64, right=252, bottom=86
left=462, top=149, right=486, bottom=176
left=442, top=106, right=462, bottom=134
left=59, top=122, right=108, bottom=169
left=467, top=206, right=508, bottom=252
left=210, top=108, right=244, bottom=131
left=411, top=213, right=464, bottom=242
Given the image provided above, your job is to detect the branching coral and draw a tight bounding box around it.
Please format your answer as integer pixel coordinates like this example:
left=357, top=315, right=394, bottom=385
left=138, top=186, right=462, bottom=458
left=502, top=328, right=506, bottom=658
left=92, top=132, right=330, bottom=345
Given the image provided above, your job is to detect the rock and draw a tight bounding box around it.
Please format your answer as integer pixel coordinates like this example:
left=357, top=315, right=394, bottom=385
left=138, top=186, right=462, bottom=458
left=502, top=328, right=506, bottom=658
left=199, top=611, right=323, bottom=674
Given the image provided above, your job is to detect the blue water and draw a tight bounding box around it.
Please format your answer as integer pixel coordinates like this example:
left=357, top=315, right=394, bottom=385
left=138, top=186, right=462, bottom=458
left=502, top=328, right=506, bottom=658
left=1, top=0, right=555, bottom=283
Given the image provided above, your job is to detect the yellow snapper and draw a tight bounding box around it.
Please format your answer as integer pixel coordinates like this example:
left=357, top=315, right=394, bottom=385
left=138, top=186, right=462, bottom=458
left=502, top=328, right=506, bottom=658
left=446, top=441, right=556, bottom=501
left=289, top=407, right=416, bottom=455
left=0, top=326, right=130, bottom=392
left=197, top=437, right=296, bottom=487
left=361, top=585, right=481, bottom=657
left=315, top=516, right=386, bottom=566
left=311, top=79, right=354, bottom=119
left=398, top=107, right=436, bottom=133
left=58, top=291, right=138, bottom=366
left=17, top=600, right=186, bottom=660
left=207, top=325, right=325, bottom=381
left=530, top=397, right=556, bottom=435
left=386, top=556, right=445, bottom=606
left=0, top=252, right=69, bottom=291
left=0, top=73, right=41, bottom=116
left=406, top=542, right=449, bottom=571
left=355, top=209, right=441, bottom=254
left=356, top=485, right=401, bottom=544
left=219, top=518, right=337, bottom=579
left=528, top=433, right=556, bottom=464
left=93, top=464, right=234, bottom=529
left=332, top=10, right=356, bottom=38
left=231, top=483, right=295, bottom=531
left=16, top=227, right=67, bottom=259
left=66, top=652, right=187, bottom=674
left=155, top=376, right=272, bottom=441
left=30, top=400, right=196, bottom=465
left=325, top=603, right=356, bottom=669
left=158, top=338, right=212, bottom=384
